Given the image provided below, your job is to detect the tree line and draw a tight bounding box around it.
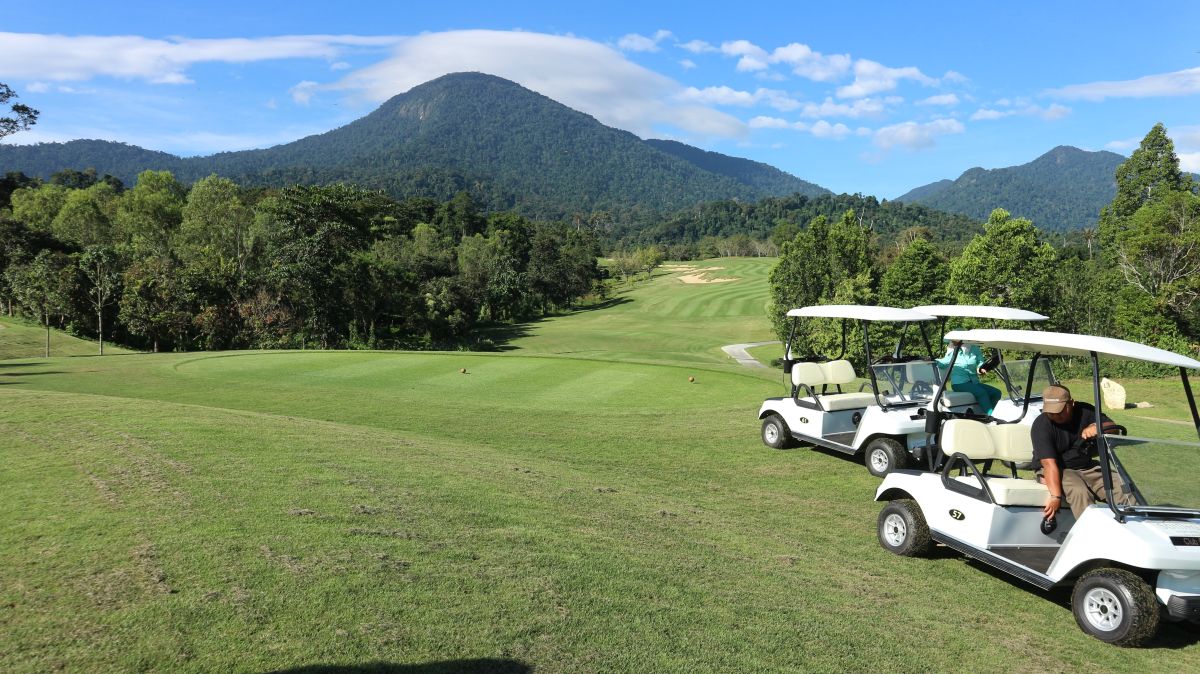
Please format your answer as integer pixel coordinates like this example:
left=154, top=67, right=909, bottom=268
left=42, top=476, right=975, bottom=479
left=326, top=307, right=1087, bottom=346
left=0, top=170, right=604, bottom=354
left=768, top=124, right=1200, bottom=375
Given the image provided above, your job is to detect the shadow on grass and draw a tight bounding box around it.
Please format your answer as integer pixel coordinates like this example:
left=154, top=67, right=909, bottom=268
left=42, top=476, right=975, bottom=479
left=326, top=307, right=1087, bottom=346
left=263, top=660, right=531, bottom=674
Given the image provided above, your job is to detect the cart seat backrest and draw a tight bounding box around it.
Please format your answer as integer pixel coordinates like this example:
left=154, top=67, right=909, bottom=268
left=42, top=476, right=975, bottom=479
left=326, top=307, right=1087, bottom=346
left=942, top=419, right=1034, bottom=463
left=941, top=419, right=995, bottom=460
left=820, top=360, right=857, bottom=386
left=988, top=423, right=1035, bottom=463
left=791, top=362, right=826, bottom=388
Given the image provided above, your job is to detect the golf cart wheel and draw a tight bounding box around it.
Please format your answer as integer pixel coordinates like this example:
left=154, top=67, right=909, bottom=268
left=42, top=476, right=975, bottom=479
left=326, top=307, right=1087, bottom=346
left=1071, top=568, right=1160, bottom=646
left=864, top=437, right=908, bottom=477
left=877, top=499, right=931, bottom=557
left=761, top=415, right=794, bottom=449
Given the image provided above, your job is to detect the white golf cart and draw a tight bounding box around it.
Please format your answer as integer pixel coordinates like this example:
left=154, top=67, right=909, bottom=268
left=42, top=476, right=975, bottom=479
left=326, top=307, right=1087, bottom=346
left=914, top=305, right=1052, bottom=425
left=758, top=305, right=981, bottom=477
left=875, top=329, right=1200, bottom=646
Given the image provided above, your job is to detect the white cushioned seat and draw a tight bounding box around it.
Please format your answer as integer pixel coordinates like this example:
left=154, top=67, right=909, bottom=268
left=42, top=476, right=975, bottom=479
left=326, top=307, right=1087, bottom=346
left=942, top=391, right=979, bottom=407
left=942, top=419, right=1048, bottom=507
left=798, top=392, right=877, bottom=411
left=791, top=360, right=873, bottom=411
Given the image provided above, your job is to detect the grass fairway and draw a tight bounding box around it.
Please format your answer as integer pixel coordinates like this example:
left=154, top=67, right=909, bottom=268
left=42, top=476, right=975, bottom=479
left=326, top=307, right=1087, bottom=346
left=0, top=316, right=132, bottom=361
left=2, top=259, right=1198, bottom=672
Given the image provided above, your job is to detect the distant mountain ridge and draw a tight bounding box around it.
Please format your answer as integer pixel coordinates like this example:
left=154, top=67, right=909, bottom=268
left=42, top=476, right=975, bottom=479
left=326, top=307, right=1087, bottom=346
left=895, top=146, right=1126, bottom=231
left=0, top=72, right=828, bottom=218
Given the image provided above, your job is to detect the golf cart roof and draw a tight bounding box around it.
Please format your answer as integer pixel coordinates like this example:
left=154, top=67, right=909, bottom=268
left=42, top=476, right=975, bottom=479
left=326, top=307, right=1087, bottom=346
left=913, top=305, right=1048, bottom=322
left=786, top=305, right=935, bottom=322
left=943, top=328, right=1200, bottom=369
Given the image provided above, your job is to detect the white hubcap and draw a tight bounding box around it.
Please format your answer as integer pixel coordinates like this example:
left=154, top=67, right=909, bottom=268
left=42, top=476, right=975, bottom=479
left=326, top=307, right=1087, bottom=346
left=1083, top=587, right=1123, bottom=632
left=765, top=424, right=779, bottom=444
left=883, top=513, right=907, bottom=547
left=871, top=449, right=889, bottom=472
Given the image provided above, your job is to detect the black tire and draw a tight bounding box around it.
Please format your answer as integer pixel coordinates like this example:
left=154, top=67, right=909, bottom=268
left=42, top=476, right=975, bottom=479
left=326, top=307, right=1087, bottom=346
left=1071, top=568, right=1160, bottom=646
left=864, top=436, right=908, bottom=477
left=761, top=414, right=794, bottom=449
left=877, top=499, right=932, bottom=557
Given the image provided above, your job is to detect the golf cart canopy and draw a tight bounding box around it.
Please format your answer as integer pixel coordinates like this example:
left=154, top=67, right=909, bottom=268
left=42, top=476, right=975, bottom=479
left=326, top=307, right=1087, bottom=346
left=786, top=305, right=935, bottom=322
left=943, top=329, right=1200, bottom=369
left=913, top=305, right=1048, bottom=322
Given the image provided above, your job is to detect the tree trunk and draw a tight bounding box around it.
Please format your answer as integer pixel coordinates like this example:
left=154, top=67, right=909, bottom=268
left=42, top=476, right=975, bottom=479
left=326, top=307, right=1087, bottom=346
left=98, top=285, right=105, bottom=356
left=44, top=310, right=50, bottom=358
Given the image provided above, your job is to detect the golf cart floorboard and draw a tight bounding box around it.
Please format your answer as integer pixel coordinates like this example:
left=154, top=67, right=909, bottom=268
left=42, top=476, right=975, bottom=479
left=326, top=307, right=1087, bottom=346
left=934, top=533, right=1056, bottom=590
left=989, top=546, right=1058, bottom=575
left=824, top=431, right=857, bottom=446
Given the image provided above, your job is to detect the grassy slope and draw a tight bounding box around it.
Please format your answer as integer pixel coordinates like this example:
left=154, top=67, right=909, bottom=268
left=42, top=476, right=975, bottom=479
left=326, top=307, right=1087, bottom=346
left=0, top=316, right=133, bottom=360
left=2, top=258, right=1197, bottom=673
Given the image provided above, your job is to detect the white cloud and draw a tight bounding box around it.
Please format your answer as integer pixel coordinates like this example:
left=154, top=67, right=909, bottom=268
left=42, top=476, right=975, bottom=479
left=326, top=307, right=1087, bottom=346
left=970, top=108, right=1007, bottom=121
left=1178, top=152, right=1200, bottom=173
left=720, top=40, right=770, bottom=71
left=332, top=30, right=746, bottom=139
left=873, top=118, right=964, bottom=151
left=748, top=115, right=794, bottom=129
left=680, top=59, right=696, bottom=70
left=838, top=59, right=937, bottom=99
left=290, top=80, right=319, bottom=105
left=679, top=85, right=800, bottom=111
left=0, top=32, right=399, bottom=84
left=810, top=120, right=851, bottom=139
left=330, top=61, right=351, bottom=71
left=1104, top=137, right=1139, bottom=152
left=800, top=96, right=894, bottom=119
left=25, top=81, right=49, bottom=93
left=1047, top=67, right=1200, bottom=101
left=1172, top=125, right=1200, bottom=172
left=916, top=93, right=959, bottom=106
left=971, top=103, right=1071, bottom=121
left=618, top=30, right=672, bottom=53
left=770, top=43, right=851, bottom=82
left=678, top=39, right=717, bottom=54
left=942, top=70, right=969, bottom=84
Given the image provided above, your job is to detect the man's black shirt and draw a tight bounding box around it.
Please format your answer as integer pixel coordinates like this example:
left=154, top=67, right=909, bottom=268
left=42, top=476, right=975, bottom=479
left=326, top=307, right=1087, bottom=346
left=1031, top=402, right=1112, bottom=470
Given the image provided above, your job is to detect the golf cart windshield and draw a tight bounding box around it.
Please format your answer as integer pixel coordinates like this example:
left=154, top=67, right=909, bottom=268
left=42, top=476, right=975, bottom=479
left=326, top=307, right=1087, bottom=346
left=870, top=360, right=944, bottom=406
left=997, top=358, right=1057, bottom=403
left=1104, top=435, right=1200, bottom=512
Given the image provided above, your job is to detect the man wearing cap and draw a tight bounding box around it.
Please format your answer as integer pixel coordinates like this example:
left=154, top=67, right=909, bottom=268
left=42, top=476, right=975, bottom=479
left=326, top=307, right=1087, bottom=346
left=1032, top=384, right=1134, bottom=520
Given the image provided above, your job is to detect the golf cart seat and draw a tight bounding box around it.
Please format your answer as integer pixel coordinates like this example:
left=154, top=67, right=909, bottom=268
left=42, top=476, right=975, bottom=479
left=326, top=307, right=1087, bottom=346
left=792, top=361, right=876, bottom=412
left=942, top=419, right=1048, bottom=507
left=942, top=390, right=979, bottom=407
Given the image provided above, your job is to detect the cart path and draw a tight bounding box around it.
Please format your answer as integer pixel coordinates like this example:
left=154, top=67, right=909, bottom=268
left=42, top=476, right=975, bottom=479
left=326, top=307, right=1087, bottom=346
left=721, top=341, right=779, bottom=369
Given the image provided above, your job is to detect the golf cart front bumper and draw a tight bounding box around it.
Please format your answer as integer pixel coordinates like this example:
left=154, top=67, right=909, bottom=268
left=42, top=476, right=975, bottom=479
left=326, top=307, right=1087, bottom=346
left=1167, top=594, right=1200, bottom=621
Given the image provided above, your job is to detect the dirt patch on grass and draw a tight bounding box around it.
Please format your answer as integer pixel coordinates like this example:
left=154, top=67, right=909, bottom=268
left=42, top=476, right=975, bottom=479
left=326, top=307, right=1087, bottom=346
left=678, top=267, right=738, bottom=284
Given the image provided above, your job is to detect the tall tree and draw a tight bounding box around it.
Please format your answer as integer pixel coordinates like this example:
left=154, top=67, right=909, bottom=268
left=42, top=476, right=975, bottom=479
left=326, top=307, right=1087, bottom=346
left=116, top=170, right=186, bottom=256
left=78, top=246, right=122, bottom=355
left=0, top=83, right=39, bottom=140
left=177, top=174, right=253, bottom=277
left=947, top=208, right=1056, bottom=315
left=5, top=250, right=73, bottom=356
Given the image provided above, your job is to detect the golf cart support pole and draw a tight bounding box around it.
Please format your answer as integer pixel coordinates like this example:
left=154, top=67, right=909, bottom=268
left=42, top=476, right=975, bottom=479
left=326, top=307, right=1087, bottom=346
left=1183, top=367, right=1200, bottom=434
left=1091, top=350, right=1126, bottom=523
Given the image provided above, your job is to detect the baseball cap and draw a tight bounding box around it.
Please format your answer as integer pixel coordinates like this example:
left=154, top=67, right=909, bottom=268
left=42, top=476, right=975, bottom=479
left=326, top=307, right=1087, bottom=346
left=1042, top=385, right=1072, bottom=414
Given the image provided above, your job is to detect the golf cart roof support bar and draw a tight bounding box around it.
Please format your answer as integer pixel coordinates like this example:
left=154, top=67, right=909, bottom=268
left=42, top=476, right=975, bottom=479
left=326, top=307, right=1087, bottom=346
left=863, top=318, right=884, bottom=407
left=918, top=322, right=935, bottom=360
left=1091, top=350, right=1126, bottom=523
left=1182, top=367, right=1200, bottom=439
left=927, top=343, right=960, bottom=471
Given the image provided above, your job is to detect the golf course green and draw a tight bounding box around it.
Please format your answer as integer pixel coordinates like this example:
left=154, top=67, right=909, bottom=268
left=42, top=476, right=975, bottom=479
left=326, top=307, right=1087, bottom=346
left=2, top=257, right=1197, bottom=673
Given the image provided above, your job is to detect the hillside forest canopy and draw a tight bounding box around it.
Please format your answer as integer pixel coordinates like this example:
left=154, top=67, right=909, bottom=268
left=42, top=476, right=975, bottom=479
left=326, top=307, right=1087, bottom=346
left=0, top=115, right=1196, bottom=363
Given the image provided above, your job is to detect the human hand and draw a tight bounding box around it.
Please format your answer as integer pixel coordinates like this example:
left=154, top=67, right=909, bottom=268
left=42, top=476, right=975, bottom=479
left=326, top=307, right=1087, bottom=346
left=1081, top=423, right=1098, bottom=440
left=1043, top=494, right=1061, bottom=519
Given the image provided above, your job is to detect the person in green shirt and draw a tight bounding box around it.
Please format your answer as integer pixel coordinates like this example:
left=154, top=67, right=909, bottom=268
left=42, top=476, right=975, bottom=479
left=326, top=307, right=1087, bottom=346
left=936, top=341, right=1002, bottom=415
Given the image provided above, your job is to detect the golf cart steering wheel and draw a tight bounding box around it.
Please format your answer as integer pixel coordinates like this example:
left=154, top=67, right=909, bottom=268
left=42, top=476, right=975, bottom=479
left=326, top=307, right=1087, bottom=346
left=910, top=381, right=933, bottom=397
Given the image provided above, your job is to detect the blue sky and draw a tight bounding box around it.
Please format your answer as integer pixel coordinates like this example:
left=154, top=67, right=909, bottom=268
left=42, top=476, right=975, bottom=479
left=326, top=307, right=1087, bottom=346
left=2, top=1, right=1198, bottom=199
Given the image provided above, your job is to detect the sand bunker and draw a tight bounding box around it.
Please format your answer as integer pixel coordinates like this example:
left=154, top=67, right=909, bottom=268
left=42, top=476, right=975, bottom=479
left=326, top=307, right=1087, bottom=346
left=678, top=273, right=738, bottom=284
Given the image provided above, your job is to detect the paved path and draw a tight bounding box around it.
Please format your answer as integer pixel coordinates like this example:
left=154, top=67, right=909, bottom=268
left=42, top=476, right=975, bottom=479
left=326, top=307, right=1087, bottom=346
left=721, top=341, right=780, bottom=369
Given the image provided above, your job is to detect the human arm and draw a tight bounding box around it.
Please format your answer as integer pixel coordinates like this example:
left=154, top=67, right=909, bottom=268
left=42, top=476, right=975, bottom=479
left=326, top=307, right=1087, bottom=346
left=1040, top=458, right=1065, bottom=518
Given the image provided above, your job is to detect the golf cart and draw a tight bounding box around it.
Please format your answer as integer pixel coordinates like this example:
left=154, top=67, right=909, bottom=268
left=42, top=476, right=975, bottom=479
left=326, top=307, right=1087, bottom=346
left=914, top=305, right=1052, bottom=424
left=758, top=305, right=982, bottom=477
left=875, top=328, right=1200, bottom=646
